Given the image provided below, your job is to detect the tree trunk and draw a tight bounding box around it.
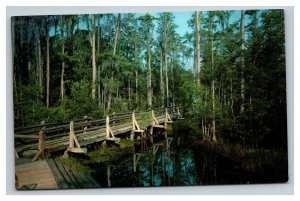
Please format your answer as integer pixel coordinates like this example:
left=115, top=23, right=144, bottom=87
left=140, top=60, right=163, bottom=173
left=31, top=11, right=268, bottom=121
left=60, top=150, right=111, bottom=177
left=160, top=47, right=165, bottom=107
left=240, top=10, right=245, bottom=114
left=91, top=15, right=97, bottom=100
left=107, top=82, right=112, bottom=112
left=195, top=11, right=201, bottom=84
left=209, top=13, right=216, bottom=142
left=107, top=14, right=120, bottom=112
left=135, top=69, right=138, bottom=105
left=38, top=38, right=43, bottom=98
left=60, top=16, right=65, bottom=103
left=171, top=56, right=175, bottom=107
left=128, top=80, right=131, bottom=102
left=97, top=20, right=101, bottom=105
left=164, top=24, right=169, bottom=107
left=230, top=77, right=234, bottom=116
left=46, top=29, right=50, bottom=108
left=147, top=28, right=152, bottom=109
left=60, top=45, right=65, bottom=102
left=113, top=14, right=121, bottom=56
left=134, top=42, right=139, bottom=106
left=211, top=48, right=216, bottom=142
left=193, top=40, right=196, bottom=82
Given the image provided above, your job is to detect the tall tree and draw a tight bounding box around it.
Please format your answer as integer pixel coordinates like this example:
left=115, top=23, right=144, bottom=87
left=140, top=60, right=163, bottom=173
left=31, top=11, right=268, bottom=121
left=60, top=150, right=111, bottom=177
left=96, top=15, right=102, bottom=106
left=146, top=16, right=153, bottom=109
left=159, top=44, right=165, bottom=107
left=140, top=14, right=154, bottom=109
left=36, top=23, right=43, bottom=98
left=208, top=12, right=216, bottom=141
left=107, top=13, right=121, bottom=112
left=87, top=15, right=97, bottom=100
left=59, top=16, right=65, bottom=102
left=240, top=10, right=245, bottom=114
left=46, top=17, right=50, bottom=107
left=195, top=11, right=201, bottom=84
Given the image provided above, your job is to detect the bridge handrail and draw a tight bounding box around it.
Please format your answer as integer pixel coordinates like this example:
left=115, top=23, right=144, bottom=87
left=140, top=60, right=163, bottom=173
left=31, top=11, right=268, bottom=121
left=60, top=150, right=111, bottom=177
left=14, top=107, right=182, bottom=140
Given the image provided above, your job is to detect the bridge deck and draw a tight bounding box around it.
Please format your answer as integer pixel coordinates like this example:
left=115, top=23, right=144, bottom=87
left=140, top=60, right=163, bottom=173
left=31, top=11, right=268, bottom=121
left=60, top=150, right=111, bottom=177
left=14, top=108, right=181, bottom=161
left=15, top=160, right=58, bottom=189
left=15, top=159, right=100, bottom=189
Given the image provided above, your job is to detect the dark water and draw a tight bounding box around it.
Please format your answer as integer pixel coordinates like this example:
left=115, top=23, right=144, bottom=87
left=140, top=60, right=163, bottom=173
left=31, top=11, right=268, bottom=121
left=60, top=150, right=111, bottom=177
left=90, top=133, right=288, bottom=188
left=90, top=137, right=197, bottom=188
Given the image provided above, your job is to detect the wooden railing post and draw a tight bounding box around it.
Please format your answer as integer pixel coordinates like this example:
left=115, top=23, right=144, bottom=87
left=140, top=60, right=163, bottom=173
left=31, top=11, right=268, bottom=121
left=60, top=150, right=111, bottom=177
left=132, top=111, right=135, bottom=130
left=150, top=110, right=155, bottom=135
left=65, top=121, right=87, bottom=154
left=177, top=107, right=180, bottom=119
left=105, top=115, right=119, bottom=142
left=69, top=121, right=74, bottom=149
left=131, top=111, right=135, bottom=140
left=32, top=126, right=46, bottom=161
left=38, top=127, right=45, bottom=160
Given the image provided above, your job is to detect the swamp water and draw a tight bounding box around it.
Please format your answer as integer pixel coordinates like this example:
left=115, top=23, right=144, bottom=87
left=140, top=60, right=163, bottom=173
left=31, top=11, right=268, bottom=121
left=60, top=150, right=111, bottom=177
left=83, top=130, right=288, bottom=188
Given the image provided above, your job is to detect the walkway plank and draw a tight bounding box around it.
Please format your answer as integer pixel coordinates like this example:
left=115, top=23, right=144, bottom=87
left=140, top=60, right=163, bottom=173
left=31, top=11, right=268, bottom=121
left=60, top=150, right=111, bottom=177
left=15, top=160, right=58, bottom=190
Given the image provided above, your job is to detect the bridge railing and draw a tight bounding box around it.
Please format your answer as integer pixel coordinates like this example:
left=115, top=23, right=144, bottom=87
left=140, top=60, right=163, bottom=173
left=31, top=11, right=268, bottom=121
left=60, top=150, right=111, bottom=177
left=14, top=107, right=184, bottom=160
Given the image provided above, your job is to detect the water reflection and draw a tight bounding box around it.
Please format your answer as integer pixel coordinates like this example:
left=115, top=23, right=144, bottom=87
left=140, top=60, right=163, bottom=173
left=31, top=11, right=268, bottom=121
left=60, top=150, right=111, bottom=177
left=92, top=136, right=198, bottom=188
left=90, top=130, right=287, bottom=187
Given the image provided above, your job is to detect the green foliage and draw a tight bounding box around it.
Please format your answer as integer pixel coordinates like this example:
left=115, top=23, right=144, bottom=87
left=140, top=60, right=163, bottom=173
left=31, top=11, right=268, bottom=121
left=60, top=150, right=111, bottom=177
left=137, top=112, right=152, bottom=129
left=118, top=139, right=134, bottom=149
left=56, top=156, right=92, bottom=174
left=13, top=10, right=287, bottom=151
left=111, top=98, right=129, bottom=113
left=87, top=140, right=134, bottom=163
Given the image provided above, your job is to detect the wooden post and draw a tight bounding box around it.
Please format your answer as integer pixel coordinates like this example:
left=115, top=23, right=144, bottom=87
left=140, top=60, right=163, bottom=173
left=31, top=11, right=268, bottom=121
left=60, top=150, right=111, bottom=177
left=131, top=110, right=144, bottom=140
left=132, top=111, right=135, bottom=130
left=177, top=107, right=180, bottom=119
left=150, top=135, right=153, bottom=144
left=150, top=126, right=153, bottom=135
left=69, top=121, right=74, bottom=149
left=38, top=128, right=45, bottom=160
left=151, top=110, right=159, bottom=125
left=130, top=111, right=135, bottom=140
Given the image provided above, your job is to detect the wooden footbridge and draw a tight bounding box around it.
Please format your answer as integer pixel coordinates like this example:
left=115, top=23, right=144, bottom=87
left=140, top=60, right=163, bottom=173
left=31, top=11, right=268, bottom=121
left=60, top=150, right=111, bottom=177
left=14, top=107, right=184, bottom=161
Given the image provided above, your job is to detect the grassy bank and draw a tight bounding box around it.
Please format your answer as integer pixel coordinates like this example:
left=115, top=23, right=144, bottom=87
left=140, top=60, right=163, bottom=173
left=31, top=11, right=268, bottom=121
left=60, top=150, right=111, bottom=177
left=55, top=139, right=135, bottom=173
left=87, top=139, right=134, bottom=163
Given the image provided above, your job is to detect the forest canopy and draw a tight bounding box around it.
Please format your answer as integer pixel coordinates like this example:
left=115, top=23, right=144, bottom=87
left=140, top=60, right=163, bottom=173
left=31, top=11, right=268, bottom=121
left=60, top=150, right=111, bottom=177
left=12, top=9, right=287, bottom=149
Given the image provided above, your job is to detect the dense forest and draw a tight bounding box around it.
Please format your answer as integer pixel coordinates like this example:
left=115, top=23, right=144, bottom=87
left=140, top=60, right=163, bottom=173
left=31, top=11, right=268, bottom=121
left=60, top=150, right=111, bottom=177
left=12, top=10, right=287, bottom=150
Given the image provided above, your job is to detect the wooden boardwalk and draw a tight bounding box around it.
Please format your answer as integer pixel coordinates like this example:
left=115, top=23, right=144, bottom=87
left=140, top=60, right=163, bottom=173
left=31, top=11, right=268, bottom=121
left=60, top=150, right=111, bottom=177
left=15, top=160, right=58, bottom=190
left=14, top=107, right=184, bottom=161
left=15, top=159, right=100, bottom=190
left=47, top=159, right=100, bottom=189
